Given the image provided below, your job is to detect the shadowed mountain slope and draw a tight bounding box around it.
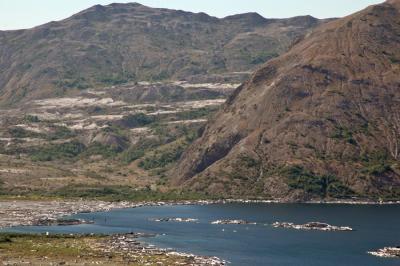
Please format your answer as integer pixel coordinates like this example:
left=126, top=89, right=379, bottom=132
left=173, top=0, right=400, bottom=201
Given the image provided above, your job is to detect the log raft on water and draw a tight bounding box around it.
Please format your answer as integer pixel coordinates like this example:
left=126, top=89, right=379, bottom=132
left=368, top=247, right=400, bottom=258
left=272, top=221, right=353, bottom=231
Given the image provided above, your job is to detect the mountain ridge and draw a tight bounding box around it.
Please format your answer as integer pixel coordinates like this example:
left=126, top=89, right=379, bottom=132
left=0, top=2, right=329, bottom=106
left=173, top=0, right=400, bottom=201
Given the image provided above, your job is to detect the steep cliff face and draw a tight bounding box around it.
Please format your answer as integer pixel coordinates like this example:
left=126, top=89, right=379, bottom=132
left=0, top=3, right=327, bottom=106
left=174, top=0, right=400, bottom=201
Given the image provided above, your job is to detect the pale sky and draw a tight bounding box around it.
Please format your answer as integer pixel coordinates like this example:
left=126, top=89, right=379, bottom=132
left=0, top=0, right=385, bottom=31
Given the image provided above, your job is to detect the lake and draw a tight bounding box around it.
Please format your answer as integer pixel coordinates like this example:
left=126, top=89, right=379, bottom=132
left=3, top=203, right=400, bottom=266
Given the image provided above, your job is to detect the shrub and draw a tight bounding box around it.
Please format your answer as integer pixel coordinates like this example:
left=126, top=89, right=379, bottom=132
left=139, top=145, right=185, bottom=170
left=362, top=163, right=391, bottom=176
left=152, top=71, right=169, bottom=81
left=9, top=127, right=41, bottom=138
left=24, top=115, right=40, bottom=123
left=120, top=148, right=145, bottom=164
left=361, top=151, right=392, bottom=176
left=56, top=77, right=89, bottom=89
left=31, top=141, right=85, bottom=161
left=175, top=107, right=216, bottom=121
left=0, top=235, right=12, bottom=243
left=99, top=74, right=130, bottom=85
left=82, top=143, right=119, bottom=159
left=120, top=113, right=155, bottom=128
left=84, top=171, right=106, bottom=180
left=239, top=155, right=260, bottom=168
left=389, top=57, right=400, bottom=64
left=282, top=165, right=354, bottom=198
left=330, top=126, right=357, bottom=145
left=47, top=125, right=75, bottom=140
left=250, top=51, right=279, bottom=65
left=51, top=185, right=209, bottom=201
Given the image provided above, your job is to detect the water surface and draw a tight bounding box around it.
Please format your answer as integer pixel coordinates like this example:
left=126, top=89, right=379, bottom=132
left=4, top=203, right=400, bottom=266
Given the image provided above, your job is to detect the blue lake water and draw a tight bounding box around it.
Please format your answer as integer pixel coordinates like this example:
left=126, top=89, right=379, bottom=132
left=3, top=203, right=400, bottom=266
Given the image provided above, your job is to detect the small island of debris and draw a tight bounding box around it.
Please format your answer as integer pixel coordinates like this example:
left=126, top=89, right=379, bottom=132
left=368, top=247, right=400, bottom=258
left=272, top=222, right=353, bottom=231
left=35, top=218, right=94, bottom=226
left=211, top=219, right=256, bottom=225
left=151, top=217, right=199, bottom=223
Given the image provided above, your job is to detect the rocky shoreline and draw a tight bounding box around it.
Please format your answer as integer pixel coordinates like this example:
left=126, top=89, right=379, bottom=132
left=1, top=198, right=398, bottom=229
left=0, top=198, right=398, bottom=265
left=95, top=233, right=227, bottom=265
left=0, top=200, right=139, bottom=228
left=0, top=200, right=230, bottom=265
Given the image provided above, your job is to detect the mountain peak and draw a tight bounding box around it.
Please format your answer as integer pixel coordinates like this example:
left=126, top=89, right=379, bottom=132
left=108, top=2, right=144, bottom=7
left=0, top=2, right=325, bottom=106
left=223, top=12, right=268, bottom=25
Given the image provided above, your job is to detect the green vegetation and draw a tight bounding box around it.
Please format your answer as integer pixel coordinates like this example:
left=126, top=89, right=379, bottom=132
left=30, top=141, right=85, bottom=161
left=56, top=77, right=89, bottom=90
left=8, top=127, right=42, bottom=138
left=0, top=183, right=217, bottom=202
left=175, top=107, right=217, bottom=121
left=389, top=57, right=400, bottom=64
left=23, top=115, right=40, bottom=123
left=239, top=155, right=261, bottom=168
left=47, top=125, right=76, bottom=140
left=139, top=144, right=185, bottom=170
left=281, top=165, right=354, bottom=198
left=0, top=235, right=11, bottom=243
left=152, top=70, right=170, bottom=81
left=120, top=148, right=145, bottom=164
left=102, top=125, right=130, bottom=139
left=99, top=73, right=131, bottom=85
left=0, top=233, right=202, bottom=265
left=84, top=170, right=106, bottom=180
left=119, top=124, right=199, bottom=166
left=0, top=233, right=90, bottom=258
left=50, top=185, right=210, bottom=201
left=250, top=51, right=279, bottom=65
left=361, top=151, right=393, bottom=176
left=120, top=113, right=155, bottom=128
left=330, top=126, right=357, bottom=145
left=7, top=124, right=75, bottom=141
left=362, top=164, right=391, bottom=175
left=81, top=143, right=119, bottom=158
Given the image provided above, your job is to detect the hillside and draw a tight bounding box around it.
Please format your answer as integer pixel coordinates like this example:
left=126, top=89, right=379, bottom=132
left=0, top=2, right=328, bottom=106
left=173, top=0, right=400, bottom=201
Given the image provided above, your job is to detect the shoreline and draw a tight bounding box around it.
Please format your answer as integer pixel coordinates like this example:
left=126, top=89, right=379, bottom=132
left=1, top=198, right=400, bottom=229
left=0, top=198, right=398, bottom=265
left=98, top=233, right=228, bottom=265
left=0, top=200, right=229, bottom=265
left=0, top=233, right=227, bottom=265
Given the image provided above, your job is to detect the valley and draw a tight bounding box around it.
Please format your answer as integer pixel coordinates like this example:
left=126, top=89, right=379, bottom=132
left=0, top=79, right=239, bottom=199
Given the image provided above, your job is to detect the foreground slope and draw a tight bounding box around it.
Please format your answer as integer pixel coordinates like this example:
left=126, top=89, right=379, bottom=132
left=174, top=0, right=400, bottom=201
left=0, top=3, right=326, bottom=105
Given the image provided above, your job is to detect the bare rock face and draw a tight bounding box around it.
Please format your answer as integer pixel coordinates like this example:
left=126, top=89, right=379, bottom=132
left=173, top=0, right=400, bottom=201
left=0, top=3, right=328, bottom=106
left=91, top=132, right=128, bottom=152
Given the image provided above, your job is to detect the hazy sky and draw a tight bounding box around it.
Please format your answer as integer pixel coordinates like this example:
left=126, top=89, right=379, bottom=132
left=0, top=0, right=385, bottom=30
